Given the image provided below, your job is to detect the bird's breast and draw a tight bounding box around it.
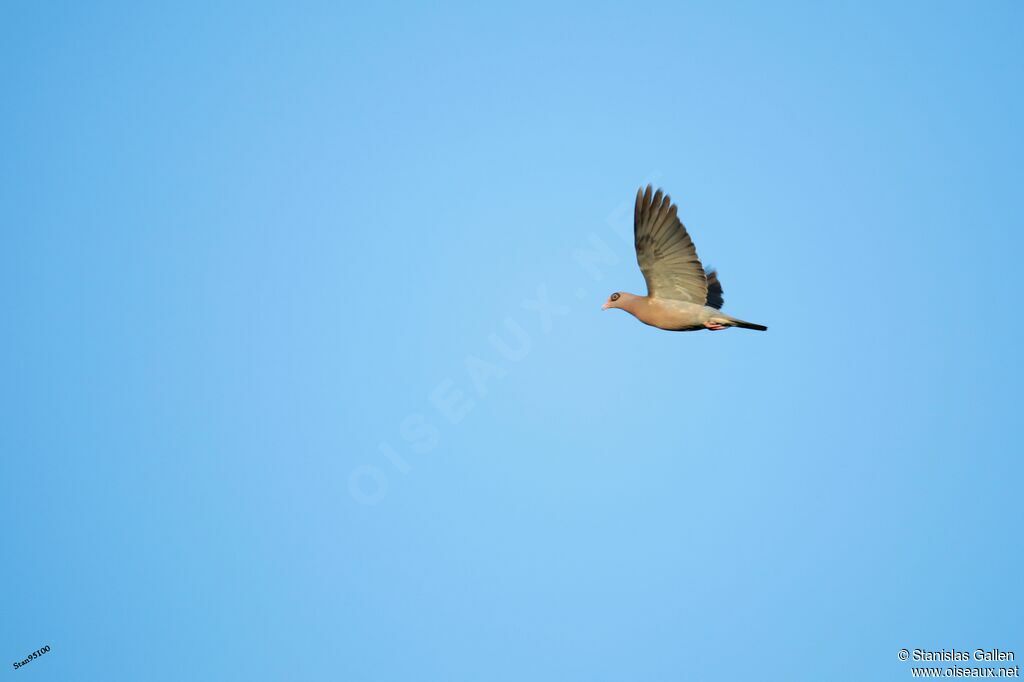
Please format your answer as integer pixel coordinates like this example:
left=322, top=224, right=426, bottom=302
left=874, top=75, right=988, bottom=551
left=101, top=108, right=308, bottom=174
left=629, top=298, right=709, bottom=332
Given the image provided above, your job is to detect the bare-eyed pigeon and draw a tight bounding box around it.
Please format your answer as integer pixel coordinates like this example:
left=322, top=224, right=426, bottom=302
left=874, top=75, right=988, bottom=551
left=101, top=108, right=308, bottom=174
left=602, top=185, right=767, bottom=332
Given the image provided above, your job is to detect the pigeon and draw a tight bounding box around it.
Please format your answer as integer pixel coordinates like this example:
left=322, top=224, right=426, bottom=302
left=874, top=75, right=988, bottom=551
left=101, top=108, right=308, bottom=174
left=602, top=185, right=767, bottom=332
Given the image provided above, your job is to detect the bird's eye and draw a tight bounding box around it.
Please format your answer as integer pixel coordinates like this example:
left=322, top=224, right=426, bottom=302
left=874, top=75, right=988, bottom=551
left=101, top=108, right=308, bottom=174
left=610, top=293, right=620, bottom=301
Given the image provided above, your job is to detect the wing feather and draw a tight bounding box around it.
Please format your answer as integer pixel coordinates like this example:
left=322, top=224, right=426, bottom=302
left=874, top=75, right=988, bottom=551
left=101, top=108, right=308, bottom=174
left=633, top=185, right=710, bottom=303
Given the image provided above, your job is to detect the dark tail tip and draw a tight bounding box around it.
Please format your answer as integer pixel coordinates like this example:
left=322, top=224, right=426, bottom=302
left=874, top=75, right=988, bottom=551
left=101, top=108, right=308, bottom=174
left=733, top=320, right=768, bottom=331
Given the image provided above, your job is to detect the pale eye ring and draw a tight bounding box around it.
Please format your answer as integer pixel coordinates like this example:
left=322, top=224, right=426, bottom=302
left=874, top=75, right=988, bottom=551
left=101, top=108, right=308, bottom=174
left=610, top=292, right=620, bottom=301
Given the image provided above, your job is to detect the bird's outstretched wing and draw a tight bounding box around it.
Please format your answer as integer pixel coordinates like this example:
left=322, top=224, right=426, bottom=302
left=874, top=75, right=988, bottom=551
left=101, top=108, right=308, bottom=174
left=634, top=185, right=709, bottom=303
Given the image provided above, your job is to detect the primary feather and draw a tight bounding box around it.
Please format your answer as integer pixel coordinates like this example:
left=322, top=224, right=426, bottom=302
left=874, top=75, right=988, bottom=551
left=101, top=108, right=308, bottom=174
left=634, top=185, right=711, bottom=305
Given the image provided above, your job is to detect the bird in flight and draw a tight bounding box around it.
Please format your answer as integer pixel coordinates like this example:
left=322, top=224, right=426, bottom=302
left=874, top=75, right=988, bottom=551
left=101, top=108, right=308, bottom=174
left=602, top=185, right=767, bottom=332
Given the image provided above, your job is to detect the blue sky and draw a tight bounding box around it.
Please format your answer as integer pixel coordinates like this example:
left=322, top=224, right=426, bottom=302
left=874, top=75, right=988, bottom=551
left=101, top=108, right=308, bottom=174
left=2, top=2, right=1022, bottom=680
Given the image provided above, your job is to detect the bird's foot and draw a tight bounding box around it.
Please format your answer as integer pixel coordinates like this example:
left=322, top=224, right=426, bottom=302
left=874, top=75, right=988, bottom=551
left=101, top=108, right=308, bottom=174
left=704, top=321, right=728, bottom=331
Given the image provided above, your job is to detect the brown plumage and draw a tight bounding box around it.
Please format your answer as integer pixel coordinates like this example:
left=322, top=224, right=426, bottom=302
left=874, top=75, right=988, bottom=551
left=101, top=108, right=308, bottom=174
left=602, top=185, right=767, bottom=332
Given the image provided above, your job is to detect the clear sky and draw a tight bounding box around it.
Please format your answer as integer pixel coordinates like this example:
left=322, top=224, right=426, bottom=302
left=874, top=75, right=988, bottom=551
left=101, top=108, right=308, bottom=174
left=2, top=2, right=1022, bottom=680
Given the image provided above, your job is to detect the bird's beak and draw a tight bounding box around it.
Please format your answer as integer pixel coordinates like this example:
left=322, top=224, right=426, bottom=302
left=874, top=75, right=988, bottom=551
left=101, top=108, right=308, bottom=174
left=601, top=302, right=610, bottom=310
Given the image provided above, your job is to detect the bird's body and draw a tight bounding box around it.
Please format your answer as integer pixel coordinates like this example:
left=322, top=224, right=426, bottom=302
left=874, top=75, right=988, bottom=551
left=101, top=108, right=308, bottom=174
left=602, top=186, right=767, bottom=333
left=609, top=294, right=727, bottom=332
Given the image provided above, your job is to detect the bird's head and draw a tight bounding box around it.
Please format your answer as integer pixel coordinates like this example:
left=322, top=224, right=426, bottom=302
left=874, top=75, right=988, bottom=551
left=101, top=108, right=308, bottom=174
left=602, top=291, right=628, bottom=310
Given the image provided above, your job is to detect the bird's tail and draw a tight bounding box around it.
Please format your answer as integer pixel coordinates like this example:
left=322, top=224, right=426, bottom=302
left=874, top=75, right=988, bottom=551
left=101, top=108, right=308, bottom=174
left=727, top=316, right=768, bottom=331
